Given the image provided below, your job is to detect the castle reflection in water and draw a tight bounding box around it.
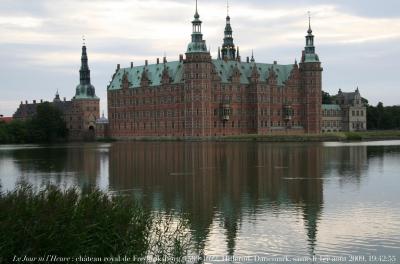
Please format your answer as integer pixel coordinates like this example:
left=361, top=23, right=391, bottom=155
left=0, top=142, right=370, bottom=256
left=107, top=142, right=368, bottom=256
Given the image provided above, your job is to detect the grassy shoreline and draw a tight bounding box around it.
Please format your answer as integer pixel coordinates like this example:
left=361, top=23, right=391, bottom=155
left=105, top=130, right=400, bottom=143
left=0, top=185, right=191, bottom=263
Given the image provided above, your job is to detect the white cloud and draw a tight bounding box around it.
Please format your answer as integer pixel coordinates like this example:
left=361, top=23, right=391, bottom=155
left=0, top=0, right=400, bottom=115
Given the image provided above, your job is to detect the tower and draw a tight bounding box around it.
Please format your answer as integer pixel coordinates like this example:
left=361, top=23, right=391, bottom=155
left=221, top=1, right=236, bottom=60
left=300, top=13, right=322, bottom=134
left=184, top=0, right=213, bottom=137
left=69, top=40, right=100, bottom=140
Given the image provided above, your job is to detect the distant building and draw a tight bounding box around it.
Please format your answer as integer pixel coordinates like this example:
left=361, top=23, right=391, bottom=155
left=107, top=2, right=323, bottom=138
left=0, top=115, right=13, bottom=123
left=321, top=87, right=367, bottom=132
left=95, top=112, right=109, bottom=139
left=13, top=44, right=100, bottom=140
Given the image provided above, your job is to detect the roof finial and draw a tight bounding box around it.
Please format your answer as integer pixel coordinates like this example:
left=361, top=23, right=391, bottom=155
left=194, top=0, right=200, bottom=19
left=250, top=50, right=255, bottom=62
left=227, top=0, right=229, bottom=16
left=307, top=11, right=312, bottom=34
left=82, top=35, right=86, bottom=46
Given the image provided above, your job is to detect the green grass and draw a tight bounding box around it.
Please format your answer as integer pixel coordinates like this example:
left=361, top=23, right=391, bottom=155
left=0, top=184, right=191, bottom=263
left=109, top=131, right=400, bottom=143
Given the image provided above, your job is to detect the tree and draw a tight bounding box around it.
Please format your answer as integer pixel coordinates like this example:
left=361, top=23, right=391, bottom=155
left=367, top=102, right=400, bottom=130
left=29, top=102, right=68, bottom=142
left=322, top=91, right=332, bottom=104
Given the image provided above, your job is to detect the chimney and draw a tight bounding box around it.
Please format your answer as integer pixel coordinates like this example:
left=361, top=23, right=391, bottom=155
left=179, top=54, right=183, bottom=62
left=246, top=57, right=249, bottom=63
left=163, top=56, right=167, bottom=64
left=130, top=62, right=133, bottom=68
left=40, top=99, right=43, bottom=103
left=20, top=101, right=23, bottom=105
left=273, top=61, right=277, bottom=65
left=63, top=97, right=66, bottom=101
left=25, top=100, right=28, bottom=104
left=157, top=58, right=159, bottom=64
left=33, top=100, right=36, bottom=104
left=117, top=64, right=120, bottom=70
left=145, top=60, right=148, bottom=66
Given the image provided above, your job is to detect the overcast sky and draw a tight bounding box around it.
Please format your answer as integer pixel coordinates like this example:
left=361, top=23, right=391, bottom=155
left=0, top=0, right=399, bottom=116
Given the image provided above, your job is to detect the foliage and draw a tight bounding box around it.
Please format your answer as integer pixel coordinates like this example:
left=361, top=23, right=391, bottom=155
left=367, top=102, right=400, bottom=130
left=322, top=91, right=332, bottom=104
left=344, top=132, right=362, bottom=141
left=0, top=185, right=191, bottom=263
left=0, top=103, right=68, bottom=144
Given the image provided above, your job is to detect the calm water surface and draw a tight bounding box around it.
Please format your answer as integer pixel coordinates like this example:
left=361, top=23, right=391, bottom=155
left=0, top=141, right=399, bottom=263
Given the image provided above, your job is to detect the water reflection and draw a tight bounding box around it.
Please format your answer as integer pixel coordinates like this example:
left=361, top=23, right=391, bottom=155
left=0, top=141, right=399, bottom=260
left=0, top=144, right=108, bottom=190
left=107, top=142, right=350, bottom=256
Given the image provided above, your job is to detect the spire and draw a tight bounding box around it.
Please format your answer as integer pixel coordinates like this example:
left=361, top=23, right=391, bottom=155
left=80, top=43, right=90, bottom=85
left=308, top=11, right=312, bottom=34
left=74, top=39, right=97, bottom=99
left=304, top=11, right=316, bottom=57
left=53, top=90, right=61, bottom=102
left=187, top=0, right=208, bottom=53
left=221, top=1, right=236, bottom=60
left=195, top=0, right=199, bottom=19
left=250, top=50, right=255, bottom=62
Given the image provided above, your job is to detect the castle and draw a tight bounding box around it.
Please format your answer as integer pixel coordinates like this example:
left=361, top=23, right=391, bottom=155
left=14, top=44, right=100, bottom=140
left=12, top=2, right=370, bottom=140
left=106, top=1, right=323, bottom=138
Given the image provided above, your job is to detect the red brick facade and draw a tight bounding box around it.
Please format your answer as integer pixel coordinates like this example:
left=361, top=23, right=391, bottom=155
left=107, top=8, right=322, bottom=138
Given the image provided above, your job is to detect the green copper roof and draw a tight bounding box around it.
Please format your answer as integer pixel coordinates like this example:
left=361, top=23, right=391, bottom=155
left=303, top=53, right=319, bottom=63
left=108, top=61, right=184, bottom=90
left=108, top=60, right=295, bottom=90
left=74, top=83, right=99, bottom=100
left=322, top=104, right=341, bottom=110
left=187, top=41, right=208, bottom=53
left=212, top=59, right=294, bottom=86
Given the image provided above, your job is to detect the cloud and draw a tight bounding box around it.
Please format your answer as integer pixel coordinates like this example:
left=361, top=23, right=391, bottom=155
left=0, top=0, right=399, bottom=116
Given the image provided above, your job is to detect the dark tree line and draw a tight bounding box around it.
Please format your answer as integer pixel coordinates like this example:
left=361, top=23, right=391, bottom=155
left=322, top=91, right=400, bottom=130
left=367, top=102, right=400, bottom=130
left=0, top=103, right=68, bottom=144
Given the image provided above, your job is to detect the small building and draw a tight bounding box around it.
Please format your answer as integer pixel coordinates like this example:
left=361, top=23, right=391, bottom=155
left=321, top=87, right=367, bottom=132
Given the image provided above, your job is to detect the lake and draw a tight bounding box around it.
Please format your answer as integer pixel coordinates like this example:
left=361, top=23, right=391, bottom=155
left=0, top=141, right=399, bottom=263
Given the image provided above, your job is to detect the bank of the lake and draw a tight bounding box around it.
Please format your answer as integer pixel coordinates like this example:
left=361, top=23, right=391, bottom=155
left=106, top=130, right=400, bottom=142
left=0, top=185, right=190, bottom=263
